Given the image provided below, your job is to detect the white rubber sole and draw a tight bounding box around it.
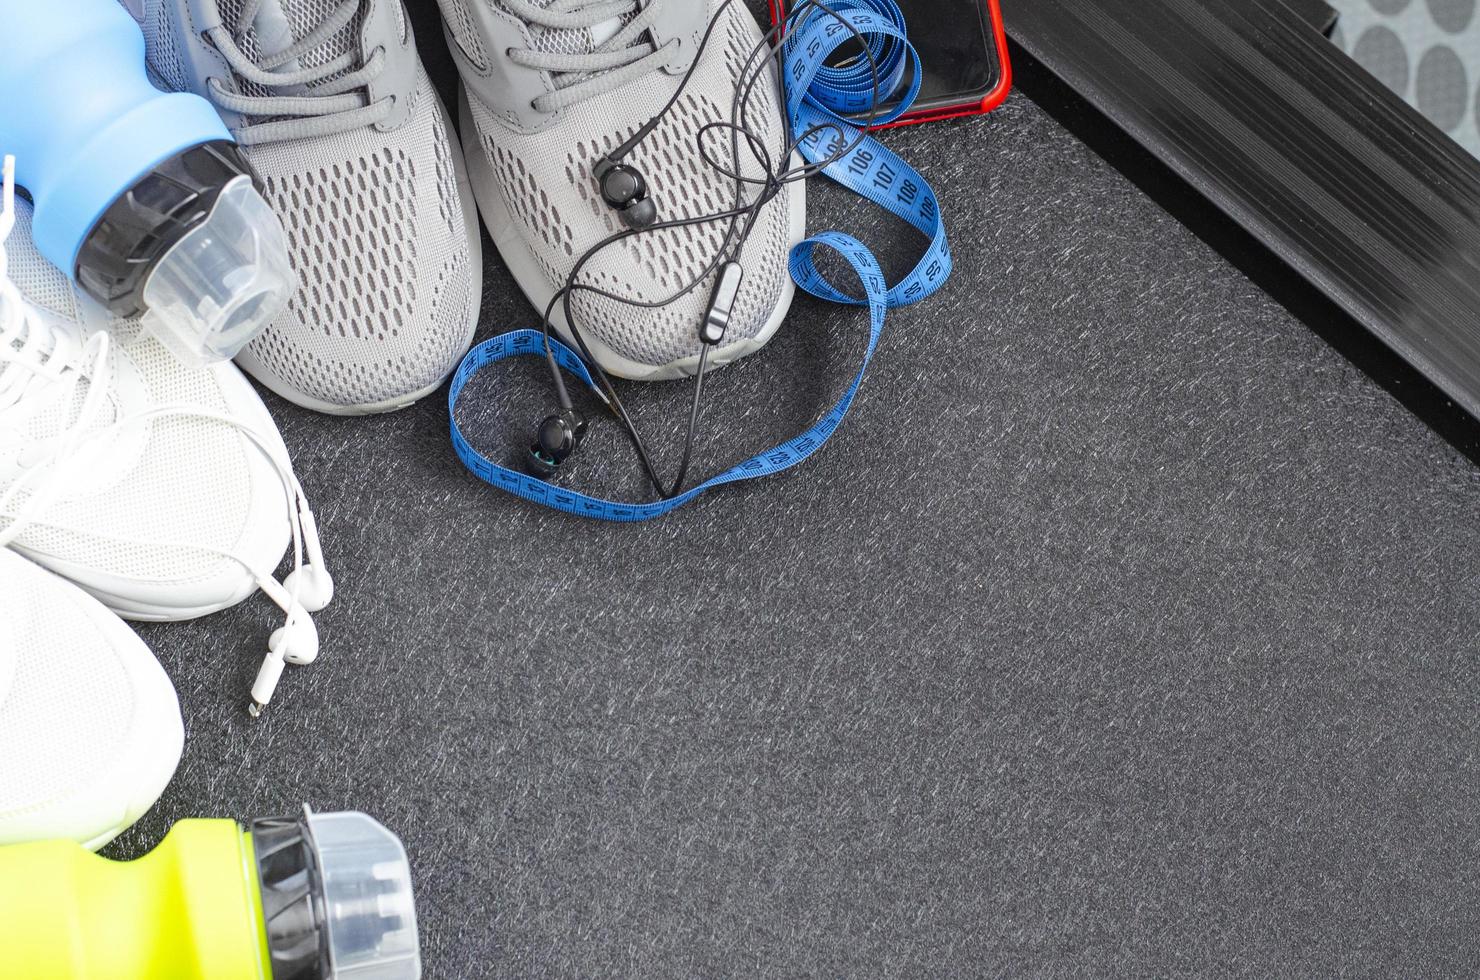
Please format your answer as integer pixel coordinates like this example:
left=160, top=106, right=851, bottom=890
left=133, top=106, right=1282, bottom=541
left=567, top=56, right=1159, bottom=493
left=81, top=581, right=260, bottom=625
left=238, top=356, right=466, bottom=418
left=8, top=510, right=271, bottom=623
left=236, top=98, right=485, bottom=416
left=459, top=86, right=807, bottom=383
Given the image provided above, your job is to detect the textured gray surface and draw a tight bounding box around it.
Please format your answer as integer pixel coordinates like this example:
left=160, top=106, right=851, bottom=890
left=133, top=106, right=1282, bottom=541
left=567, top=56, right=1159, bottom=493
left=109, top=8, right=1480, bottom=979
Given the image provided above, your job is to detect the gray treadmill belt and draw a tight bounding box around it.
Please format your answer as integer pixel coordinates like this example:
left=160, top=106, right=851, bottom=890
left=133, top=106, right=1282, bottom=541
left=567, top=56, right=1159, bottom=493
left=1004, top=0, right=1480, bottom=419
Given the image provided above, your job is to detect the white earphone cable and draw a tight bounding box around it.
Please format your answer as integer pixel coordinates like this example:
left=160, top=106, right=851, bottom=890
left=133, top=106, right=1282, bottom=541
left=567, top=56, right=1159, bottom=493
left=0, top=153, right=327, bottom=715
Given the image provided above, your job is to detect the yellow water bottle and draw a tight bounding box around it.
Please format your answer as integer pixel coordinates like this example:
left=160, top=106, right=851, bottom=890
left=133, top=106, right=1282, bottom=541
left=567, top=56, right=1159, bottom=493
left=0, top=808, right=421, bottom=979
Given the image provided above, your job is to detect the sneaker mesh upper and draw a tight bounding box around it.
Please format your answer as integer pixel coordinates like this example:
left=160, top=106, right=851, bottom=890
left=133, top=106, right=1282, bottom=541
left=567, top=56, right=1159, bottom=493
left=442, top=0, right=491, bottom=71
left=460, top=0, right=799, bottom=370
left=141, top=0, right=477, bottom=410
left=244, top=74, right=476, bottom=407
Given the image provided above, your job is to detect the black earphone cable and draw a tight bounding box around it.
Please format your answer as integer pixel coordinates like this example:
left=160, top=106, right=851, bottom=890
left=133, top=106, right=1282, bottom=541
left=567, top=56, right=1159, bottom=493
left=604, top=4, right=735, bottom=167
left=540, top=0, right=887, bottom=500
left=547, top=2, right=884, bottom=325
left=553, top=0, right=880, bottom=497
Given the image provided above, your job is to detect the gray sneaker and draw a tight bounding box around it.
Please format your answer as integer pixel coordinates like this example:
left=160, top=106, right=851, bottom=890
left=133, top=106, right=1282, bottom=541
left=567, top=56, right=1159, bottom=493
left=133, top=0, right=483, bottom=414
left=439, top=0, right=805, bottom=381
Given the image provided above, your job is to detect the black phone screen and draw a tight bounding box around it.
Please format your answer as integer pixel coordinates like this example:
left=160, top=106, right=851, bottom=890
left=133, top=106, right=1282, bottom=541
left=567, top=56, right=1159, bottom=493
left=899, top=0, right=1000, bottom=104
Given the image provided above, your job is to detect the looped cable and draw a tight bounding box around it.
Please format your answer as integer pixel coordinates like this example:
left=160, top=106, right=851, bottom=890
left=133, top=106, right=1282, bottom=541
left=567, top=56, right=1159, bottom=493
left=0, top=154, right=329, bottom=711
left=449, top=0, right=953, bottom=521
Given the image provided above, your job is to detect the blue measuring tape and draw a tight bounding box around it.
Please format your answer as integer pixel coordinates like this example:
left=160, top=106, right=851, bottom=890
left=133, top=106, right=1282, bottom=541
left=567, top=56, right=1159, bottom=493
left=450, top=0, right=953, bottom=521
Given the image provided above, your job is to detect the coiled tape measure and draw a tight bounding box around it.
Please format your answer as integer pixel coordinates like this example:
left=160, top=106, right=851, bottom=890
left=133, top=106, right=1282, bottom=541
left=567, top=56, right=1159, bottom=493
left=451, top=0, right=958, bottom=521
left=772, top=0, right=1010, bottom=126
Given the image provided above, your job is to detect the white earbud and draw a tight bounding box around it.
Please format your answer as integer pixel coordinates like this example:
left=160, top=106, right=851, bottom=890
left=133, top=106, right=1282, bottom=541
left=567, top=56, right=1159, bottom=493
left=283, top=504, right=334, bottom=612
left=282, top=565, right=334, bottom=613
left=249, top=609, right=319, bottom=717
left=250, top=571, right=323, bottom=717
left=269, top=613, right=320, bottom=666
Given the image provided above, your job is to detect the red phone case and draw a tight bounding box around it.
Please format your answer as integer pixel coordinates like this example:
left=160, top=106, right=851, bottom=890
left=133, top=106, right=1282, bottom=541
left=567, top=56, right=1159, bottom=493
left=767, top=0, right=1012, bottom=127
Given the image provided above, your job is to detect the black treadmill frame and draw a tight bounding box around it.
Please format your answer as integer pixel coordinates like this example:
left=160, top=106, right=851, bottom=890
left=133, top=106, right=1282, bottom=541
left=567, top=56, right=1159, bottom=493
left=1006, top=0, right=1480, bottom=420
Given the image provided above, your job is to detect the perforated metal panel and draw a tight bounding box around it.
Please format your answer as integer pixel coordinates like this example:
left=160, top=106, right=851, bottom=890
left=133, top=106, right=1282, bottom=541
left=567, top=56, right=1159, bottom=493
left=1330, top=0, right=1480, bottom=157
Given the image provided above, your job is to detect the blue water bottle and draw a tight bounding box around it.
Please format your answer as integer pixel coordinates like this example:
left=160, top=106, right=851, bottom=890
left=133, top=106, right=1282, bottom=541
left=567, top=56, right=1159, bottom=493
left=0, top=0, right=293, bottom=365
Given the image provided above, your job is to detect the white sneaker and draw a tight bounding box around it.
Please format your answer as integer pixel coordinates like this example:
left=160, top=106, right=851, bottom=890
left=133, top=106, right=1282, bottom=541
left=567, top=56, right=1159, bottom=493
left=0, top=548, right=183, bottom=850
left=0, top=169, right=298, bottom=622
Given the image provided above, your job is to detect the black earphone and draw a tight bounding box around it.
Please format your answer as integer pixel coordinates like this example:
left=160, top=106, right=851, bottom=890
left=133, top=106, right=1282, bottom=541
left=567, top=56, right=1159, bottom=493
left=594, top=156, right=658, bottom=230
left=528, top=407, right=588, bottom=478
left=526, top=345, right=589, bottom=478
left=528, top=1, right=882, bottom=495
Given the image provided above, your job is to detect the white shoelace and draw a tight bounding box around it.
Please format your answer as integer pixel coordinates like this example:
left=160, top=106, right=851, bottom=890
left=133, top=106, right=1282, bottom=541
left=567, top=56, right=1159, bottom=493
left=0, top=156, right=113, bottom=543
left=0, top=155, right=325, bottom=713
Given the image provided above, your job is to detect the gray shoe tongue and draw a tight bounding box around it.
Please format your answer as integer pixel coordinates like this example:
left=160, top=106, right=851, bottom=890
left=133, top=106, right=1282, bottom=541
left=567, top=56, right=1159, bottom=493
left=218, top=0, right=365, bottom=70
left=514, top=0, right=634, bottom=58
left=214, top=0, right=367, bottom=100
left=249, top=0, right=298, bottom=56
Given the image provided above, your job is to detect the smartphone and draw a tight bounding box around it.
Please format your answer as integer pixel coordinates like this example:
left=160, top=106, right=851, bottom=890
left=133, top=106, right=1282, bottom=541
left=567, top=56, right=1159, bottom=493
left=768, top=0, right=1012, bottom=126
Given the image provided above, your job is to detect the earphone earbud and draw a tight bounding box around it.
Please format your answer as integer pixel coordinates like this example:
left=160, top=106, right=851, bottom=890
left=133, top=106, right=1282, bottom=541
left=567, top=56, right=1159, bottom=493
left=527, top=407, right=588, bottom=479
left=251, top=568, right=326, bottom=717
left=269, top=613, right=320, bottom=667
left=282, top=565, right=334, bottom=612
left=594, top=157, right=658, bottom=230
left=249, top=609, right=319, bottom=718
left=281, top=503, right=334, bottom=612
